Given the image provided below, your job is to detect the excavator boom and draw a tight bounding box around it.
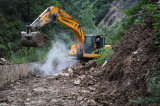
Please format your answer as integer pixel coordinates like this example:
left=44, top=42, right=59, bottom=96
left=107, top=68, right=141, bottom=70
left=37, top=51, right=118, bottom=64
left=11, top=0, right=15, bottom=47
left=22, top=6, right=85, bottom=50
left=21, top=6, right=111, bottom=59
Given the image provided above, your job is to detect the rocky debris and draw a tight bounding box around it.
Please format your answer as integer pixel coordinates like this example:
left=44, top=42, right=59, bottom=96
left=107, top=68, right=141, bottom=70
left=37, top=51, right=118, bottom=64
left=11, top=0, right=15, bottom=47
left=79, top=24, right=160, bottom=105
left=102, top=60, right=107, bottom=67
left=0, top=58, right=12, bottom=65
left=68, top=68, right=74, bottom=77
left=59, top=72, right=70, bottom=77
left=0, top=67, right=100, bottom=105
left=74, top=79, right=80, bottom=85
left=0, top=23, right=159, bottom=105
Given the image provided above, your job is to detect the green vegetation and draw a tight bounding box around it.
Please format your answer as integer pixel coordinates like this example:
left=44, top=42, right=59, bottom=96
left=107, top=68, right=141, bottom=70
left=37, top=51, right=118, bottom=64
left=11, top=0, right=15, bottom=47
left=93, top=0, right=113, bottom=25
left=96, top=48, right=113, bottom=64
left=0, top=0, right=117, bottom=63
left=0, top=0, right=140, bottom=63
left=141, top=3, right=160, bottom=48
left=0, top=0, right=50, bottom=59
left=98, top=21, right=125, bottom=45
left=5, top=47, right=50, bottom=63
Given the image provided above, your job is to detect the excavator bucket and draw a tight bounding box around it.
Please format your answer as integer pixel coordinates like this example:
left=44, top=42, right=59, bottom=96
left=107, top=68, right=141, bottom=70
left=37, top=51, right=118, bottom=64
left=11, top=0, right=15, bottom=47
left=21, top=31, right=49, bottom=47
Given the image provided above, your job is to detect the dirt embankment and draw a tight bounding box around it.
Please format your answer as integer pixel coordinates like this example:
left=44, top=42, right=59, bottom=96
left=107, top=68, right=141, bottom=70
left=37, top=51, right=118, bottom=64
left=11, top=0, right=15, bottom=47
left=79, top=24, right=160, bottom=105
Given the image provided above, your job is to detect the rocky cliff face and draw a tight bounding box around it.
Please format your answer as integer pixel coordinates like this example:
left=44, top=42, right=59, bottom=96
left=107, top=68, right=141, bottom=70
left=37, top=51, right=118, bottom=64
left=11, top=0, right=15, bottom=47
left=100, top=0, right=139, bottom=26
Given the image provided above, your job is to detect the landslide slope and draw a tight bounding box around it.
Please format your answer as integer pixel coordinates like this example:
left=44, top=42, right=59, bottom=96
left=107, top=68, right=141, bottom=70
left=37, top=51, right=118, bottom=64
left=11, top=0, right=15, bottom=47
left=80, top=24, right=160, bottom=105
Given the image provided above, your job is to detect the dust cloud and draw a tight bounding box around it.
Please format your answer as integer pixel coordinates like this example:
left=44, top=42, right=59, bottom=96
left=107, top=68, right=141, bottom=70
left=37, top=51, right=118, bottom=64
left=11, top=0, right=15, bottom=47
left=40, top=41, right=77, bottom=76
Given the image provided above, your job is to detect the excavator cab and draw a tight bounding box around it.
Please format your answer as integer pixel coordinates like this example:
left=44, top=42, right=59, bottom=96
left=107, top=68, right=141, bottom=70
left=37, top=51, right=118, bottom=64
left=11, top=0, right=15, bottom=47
left=68, top=35, right=111, bottom=59
left=84, top=35, right=105, bottom=54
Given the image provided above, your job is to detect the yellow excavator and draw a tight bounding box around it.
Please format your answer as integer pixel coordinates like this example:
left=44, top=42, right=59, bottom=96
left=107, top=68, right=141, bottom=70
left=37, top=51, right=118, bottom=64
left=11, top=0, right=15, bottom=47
left=21, top=6, right=111, bottom=59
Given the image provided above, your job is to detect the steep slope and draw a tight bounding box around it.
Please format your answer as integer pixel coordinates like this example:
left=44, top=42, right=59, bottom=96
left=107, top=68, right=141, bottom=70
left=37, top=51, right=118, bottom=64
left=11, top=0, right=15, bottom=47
left=100, top=0, right=139, bottom=26
left=80, top=24, right=160, bottom=105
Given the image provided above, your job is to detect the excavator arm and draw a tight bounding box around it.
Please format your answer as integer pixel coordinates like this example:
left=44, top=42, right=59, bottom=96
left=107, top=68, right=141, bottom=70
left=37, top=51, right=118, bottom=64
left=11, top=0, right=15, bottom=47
left=22, top=6, right=85, bottom=51
left=22, top=6, right=111, bottom=59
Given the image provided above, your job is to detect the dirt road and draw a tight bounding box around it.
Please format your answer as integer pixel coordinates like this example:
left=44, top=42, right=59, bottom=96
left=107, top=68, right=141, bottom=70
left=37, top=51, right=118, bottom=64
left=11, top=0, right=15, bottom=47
left=0, top=62, right=99, bottom=106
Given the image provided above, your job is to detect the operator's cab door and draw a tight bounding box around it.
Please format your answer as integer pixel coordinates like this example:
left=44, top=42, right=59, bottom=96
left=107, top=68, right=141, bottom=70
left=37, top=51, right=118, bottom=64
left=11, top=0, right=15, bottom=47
left=84, top=35, right=94, bottom=54
left=95, top=35, right=104, bottom=49
left=94, top=35, right=105, bottom=54
left=84, top=35, right=105, bottom=54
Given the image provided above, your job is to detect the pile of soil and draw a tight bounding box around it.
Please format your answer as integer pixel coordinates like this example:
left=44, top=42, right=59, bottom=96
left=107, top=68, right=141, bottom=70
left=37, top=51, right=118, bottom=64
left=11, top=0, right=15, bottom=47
left=78, top=24, right=160, bottom=105
left=60, top=23, right=160, bottom=106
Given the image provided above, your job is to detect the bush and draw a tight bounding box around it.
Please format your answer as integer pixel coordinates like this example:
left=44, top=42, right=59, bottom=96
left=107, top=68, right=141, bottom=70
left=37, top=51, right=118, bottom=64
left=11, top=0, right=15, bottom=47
left=96, top=47, right=113, bottom=64
left=5, top=47, right=50, bottom=63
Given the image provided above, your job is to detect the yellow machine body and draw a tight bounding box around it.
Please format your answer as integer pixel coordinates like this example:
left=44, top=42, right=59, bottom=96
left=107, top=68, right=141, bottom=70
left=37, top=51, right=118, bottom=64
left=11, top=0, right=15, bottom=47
left=21, top=6, right=111, bottom=59
left=68, top=44, right=78, bottom=56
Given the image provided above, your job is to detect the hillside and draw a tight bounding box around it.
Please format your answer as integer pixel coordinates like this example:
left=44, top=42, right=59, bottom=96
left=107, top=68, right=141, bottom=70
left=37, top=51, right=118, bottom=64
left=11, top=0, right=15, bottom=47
left=100, top=0, right=139, bottom=26
left=81, top=24, right=160, bottom=105
left=0, top=0, right=160, bottom=105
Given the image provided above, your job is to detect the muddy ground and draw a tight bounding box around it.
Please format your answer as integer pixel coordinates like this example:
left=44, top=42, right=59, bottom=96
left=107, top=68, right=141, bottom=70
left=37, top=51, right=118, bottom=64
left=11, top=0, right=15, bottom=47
left=0, top=23, right=160, bottom=106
